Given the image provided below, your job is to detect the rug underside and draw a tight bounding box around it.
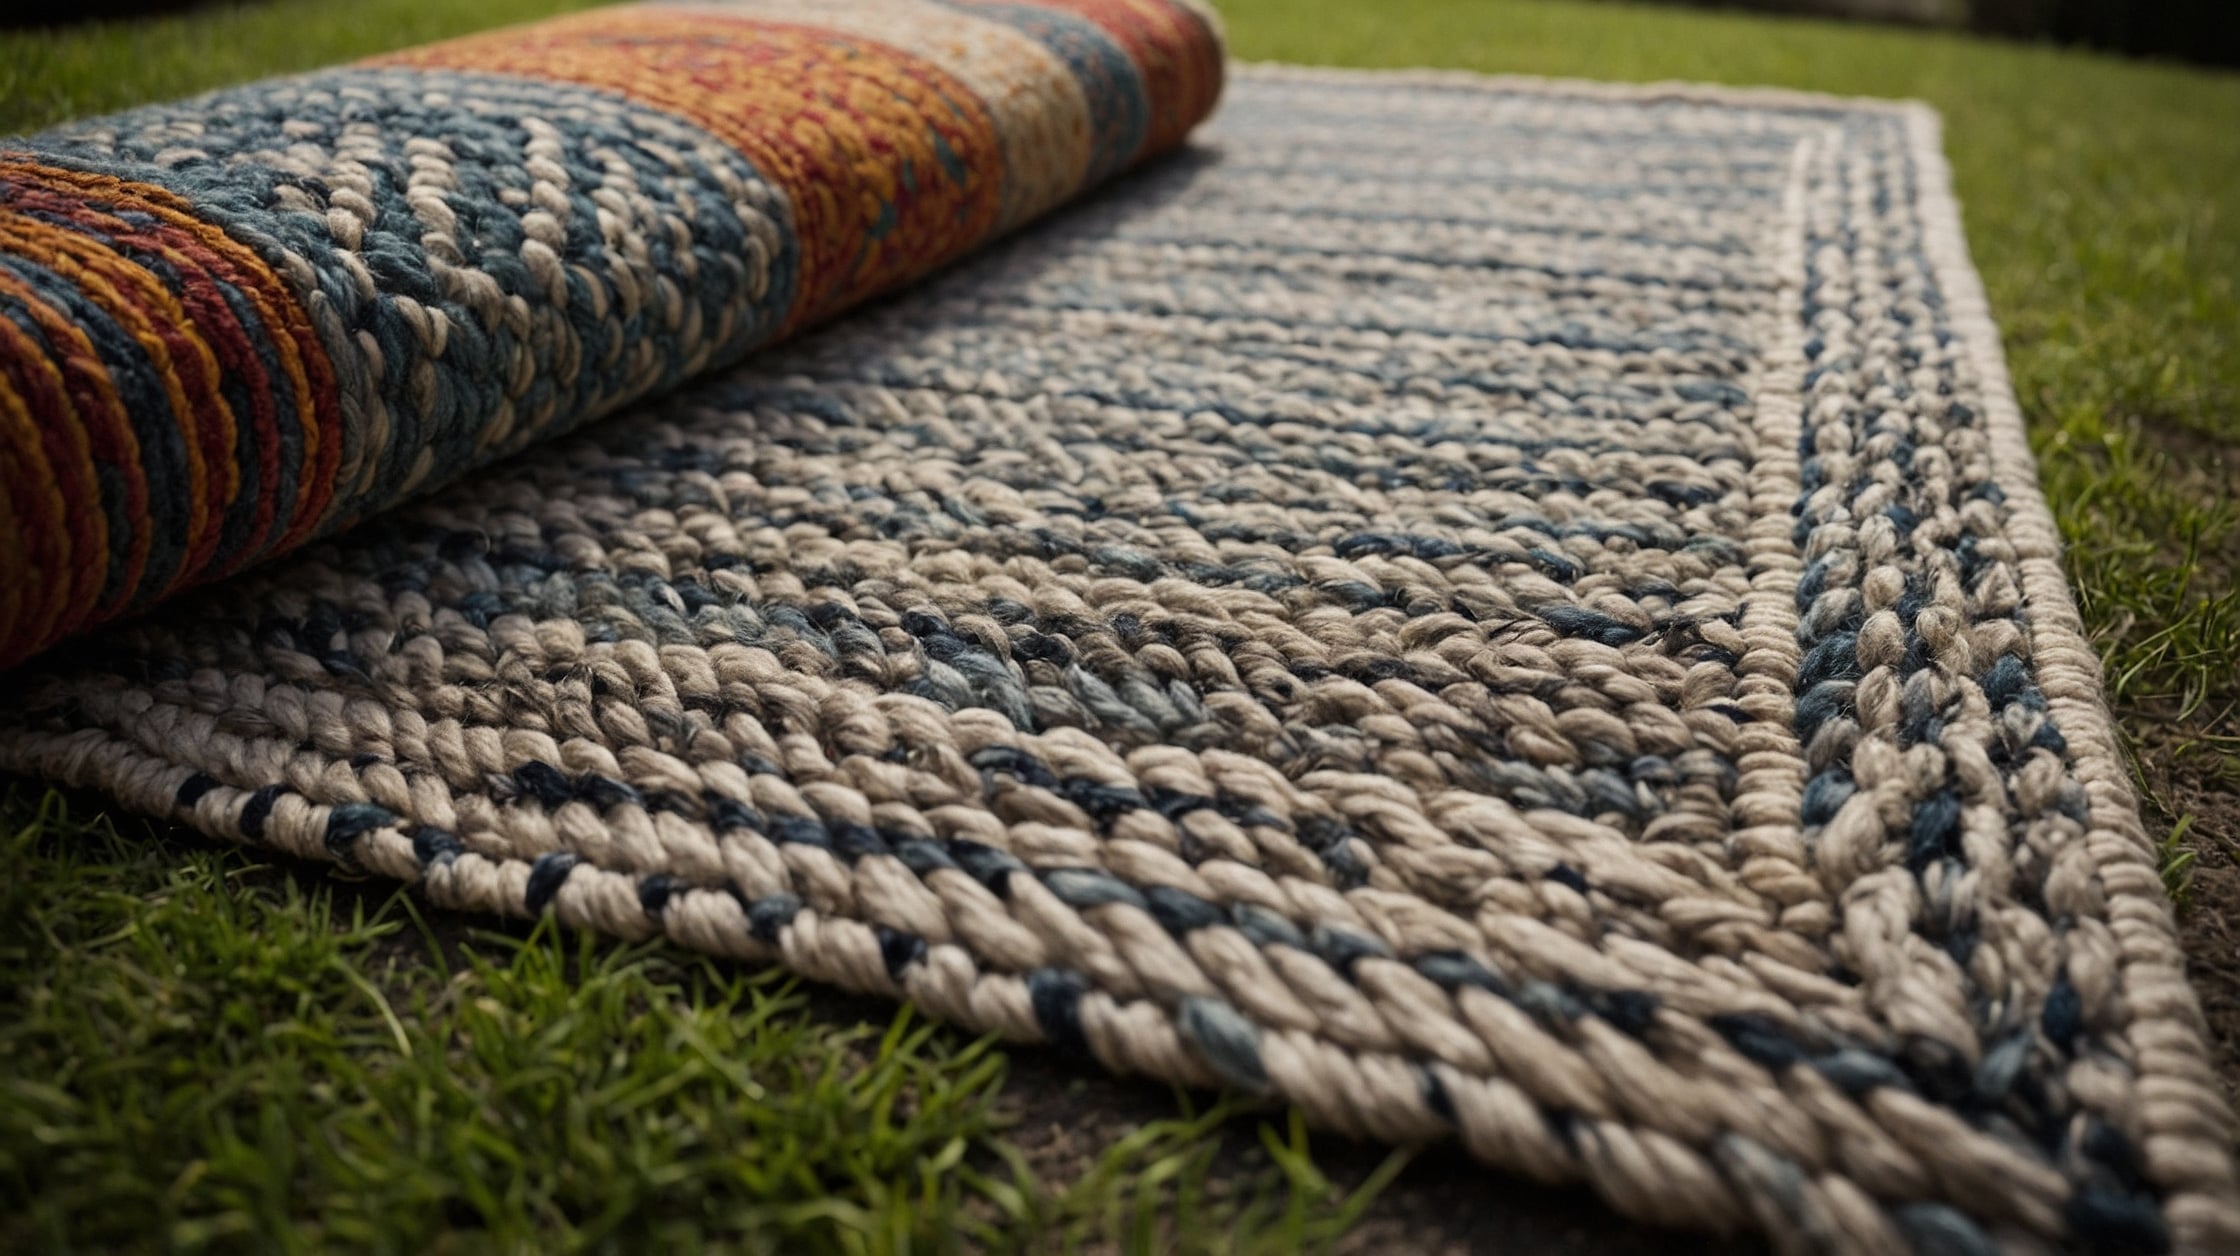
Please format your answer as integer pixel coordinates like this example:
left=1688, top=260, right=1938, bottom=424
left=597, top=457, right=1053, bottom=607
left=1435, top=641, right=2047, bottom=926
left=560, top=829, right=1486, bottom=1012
left=7, top=66, right=2237, bottom=1251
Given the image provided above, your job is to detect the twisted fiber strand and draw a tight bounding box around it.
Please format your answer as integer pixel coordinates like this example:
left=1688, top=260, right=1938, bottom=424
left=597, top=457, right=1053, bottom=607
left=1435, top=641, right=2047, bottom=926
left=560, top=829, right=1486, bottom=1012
left=0, top=0, right=1224, bottom=667
left=1900, top=105, right=2240, bottom=1251
left=6, top=66, right=2235, bottom=1252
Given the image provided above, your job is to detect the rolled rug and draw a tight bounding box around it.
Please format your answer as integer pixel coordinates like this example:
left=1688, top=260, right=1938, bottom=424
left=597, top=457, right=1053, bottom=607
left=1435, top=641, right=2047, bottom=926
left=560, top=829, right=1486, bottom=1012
left=0, top=0, right=1223, bottom=668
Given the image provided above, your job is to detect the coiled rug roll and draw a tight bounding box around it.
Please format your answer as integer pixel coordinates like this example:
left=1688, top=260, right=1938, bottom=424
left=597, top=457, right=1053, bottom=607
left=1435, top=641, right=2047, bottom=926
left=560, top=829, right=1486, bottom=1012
left=0, top=0, right=1222, bottom=668
left=6, top=15, right=2240, bottom=1256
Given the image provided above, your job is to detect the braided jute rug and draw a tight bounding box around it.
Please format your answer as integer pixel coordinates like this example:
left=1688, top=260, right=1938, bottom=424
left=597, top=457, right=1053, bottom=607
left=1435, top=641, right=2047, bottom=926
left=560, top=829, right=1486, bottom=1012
left=7, top=63, right=2238, bottom=1252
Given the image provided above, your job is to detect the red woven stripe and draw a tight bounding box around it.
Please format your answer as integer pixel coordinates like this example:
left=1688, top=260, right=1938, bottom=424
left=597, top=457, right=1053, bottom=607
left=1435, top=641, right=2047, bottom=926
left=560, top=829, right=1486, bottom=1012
left=1030, top=0, right=1224, bottom=160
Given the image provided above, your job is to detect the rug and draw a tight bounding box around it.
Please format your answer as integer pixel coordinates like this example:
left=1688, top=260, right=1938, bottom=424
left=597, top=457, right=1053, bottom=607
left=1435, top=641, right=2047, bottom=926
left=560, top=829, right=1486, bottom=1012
left=3, top=28, right=2236, bottom=1256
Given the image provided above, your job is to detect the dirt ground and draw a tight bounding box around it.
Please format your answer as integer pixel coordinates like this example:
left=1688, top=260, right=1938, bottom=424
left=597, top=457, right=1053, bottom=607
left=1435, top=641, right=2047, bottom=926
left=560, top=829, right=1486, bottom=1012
left=997, top=1050, right=1738, bottom=1254
left=2139, top=732, right=2240, bottom=1110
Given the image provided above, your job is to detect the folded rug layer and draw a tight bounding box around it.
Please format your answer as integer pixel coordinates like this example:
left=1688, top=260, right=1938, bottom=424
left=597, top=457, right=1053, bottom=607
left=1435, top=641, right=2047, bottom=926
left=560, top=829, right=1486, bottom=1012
left=7, top=60, right=2238, bottom=1254
left=0, top=0, right=1222, bottom=668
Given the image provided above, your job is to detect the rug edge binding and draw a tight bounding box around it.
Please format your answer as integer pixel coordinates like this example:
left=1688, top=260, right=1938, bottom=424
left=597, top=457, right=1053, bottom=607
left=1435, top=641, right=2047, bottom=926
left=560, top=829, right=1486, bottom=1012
left=1899, top=103, right=2240, bottom=1246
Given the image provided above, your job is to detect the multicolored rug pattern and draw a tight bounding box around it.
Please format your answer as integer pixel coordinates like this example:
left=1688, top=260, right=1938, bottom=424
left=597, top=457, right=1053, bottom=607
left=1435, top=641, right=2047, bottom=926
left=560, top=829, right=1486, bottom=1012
left=0, top=0, right=1221, bottom=668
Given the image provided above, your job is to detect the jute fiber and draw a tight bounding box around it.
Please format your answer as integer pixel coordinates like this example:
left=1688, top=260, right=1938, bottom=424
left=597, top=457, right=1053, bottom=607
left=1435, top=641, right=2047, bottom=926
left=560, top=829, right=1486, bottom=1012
left=6, top=61, right=2237, bottom=1253
left=0, top=0, right=1222, bottom=667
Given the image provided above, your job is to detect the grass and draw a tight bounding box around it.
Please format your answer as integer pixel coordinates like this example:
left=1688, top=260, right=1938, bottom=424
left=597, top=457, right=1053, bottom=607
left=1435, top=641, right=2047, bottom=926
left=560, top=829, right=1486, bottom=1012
left=3, top=0, right=2238, bottom=1248
left=2, top=787, right=1403, bottom=1253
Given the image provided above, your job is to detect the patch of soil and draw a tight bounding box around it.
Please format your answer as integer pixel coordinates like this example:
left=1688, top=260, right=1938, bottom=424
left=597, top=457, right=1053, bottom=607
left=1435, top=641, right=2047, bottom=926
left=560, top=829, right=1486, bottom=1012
left=2127, top=415, right=2240, bottom=475
left=2127, top=722, right=2240, bottom=1106
left=999, top=1047, right=1741, bottom=1255
left=2122, top=416, right=2240, bottom=571
left=2087, top=411, right=2240, bottom=1099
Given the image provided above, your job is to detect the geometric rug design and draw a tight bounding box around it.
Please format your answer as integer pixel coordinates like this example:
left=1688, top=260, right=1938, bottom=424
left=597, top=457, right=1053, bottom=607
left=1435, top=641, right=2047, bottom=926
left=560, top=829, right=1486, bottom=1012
left=7, top=65, right=2236, bottom=1251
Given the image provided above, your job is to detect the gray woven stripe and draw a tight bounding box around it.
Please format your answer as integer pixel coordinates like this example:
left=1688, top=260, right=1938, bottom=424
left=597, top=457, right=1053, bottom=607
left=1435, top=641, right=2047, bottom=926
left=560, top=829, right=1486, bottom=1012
left=6, top=68, right=2235, bottom=1251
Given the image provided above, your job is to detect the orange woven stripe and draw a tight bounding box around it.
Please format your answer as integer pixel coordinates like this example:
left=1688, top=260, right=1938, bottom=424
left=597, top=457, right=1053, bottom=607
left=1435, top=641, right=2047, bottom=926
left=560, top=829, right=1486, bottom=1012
left=0, top=369, right=49, bottom=661
left=11, top=216, right=234, bottom=593
left=0, top=160, right=346, bottom=601
left=1032, top=0, right=1222, bottom=156
left=0, top=258, right=149, bottom=625
left=376, top=8, right=1008, bottom=330
left=7, top=161, right=346, bottom=561
left=0, top=295, right=97, bottom=656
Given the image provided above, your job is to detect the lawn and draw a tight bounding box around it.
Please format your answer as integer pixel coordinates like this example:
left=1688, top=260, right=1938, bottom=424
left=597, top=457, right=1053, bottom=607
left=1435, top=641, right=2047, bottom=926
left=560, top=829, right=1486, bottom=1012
left=3, top=0, right=2237, bottom=1250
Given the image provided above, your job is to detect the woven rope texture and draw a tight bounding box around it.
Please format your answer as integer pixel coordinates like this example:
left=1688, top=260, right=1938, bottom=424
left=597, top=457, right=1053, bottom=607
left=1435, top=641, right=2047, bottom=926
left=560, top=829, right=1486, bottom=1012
left=2, top=19, right=2235, bottom=1255
left=0, top=0, right=1223, bottom=667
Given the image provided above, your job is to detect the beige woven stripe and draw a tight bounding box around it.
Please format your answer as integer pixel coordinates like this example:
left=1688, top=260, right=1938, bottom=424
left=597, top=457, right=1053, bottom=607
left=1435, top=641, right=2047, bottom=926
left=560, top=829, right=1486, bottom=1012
left=1898, top=103, right=2240, bottom=1251
left=666, top=0, right=1098, bottom=230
